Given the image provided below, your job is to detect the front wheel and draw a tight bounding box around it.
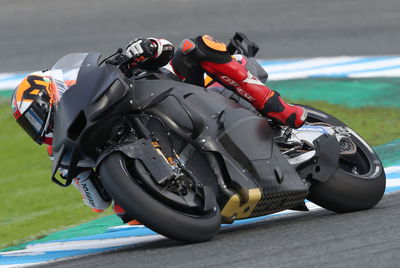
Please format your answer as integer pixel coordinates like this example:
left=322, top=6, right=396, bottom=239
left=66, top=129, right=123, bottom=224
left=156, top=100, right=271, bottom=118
left=301, top=105, right=386, bottom=213
left=99, top=152, right=221, bottom=243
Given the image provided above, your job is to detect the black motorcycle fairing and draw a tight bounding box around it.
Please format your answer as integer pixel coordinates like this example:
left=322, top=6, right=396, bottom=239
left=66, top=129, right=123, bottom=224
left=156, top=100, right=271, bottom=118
left=298, top=134, right=341, bottom=183
left=133, top=80, right=259, bottom=173
left=216, top=108, right=309, bottom=218
left=98, top=138, right=175, bottom=184
left=51, top=57, right=134, bottom=186
left=132, top=78, right=309, bottom=219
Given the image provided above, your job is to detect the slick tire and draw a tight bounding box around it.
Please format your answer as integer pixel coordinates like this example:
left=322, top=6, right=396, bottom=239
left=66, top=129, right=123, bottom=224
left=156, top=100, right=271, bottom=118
left=99, top=152, right=221, bottom=243
left=301, top=105, right=386, bottom=213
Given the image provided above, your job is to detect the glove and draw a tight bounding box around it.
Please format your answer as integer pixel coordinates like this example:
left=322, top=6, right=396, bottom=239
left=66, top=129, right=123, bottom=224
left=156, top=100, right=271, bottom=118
left=126, top=38, right=158, bottom=62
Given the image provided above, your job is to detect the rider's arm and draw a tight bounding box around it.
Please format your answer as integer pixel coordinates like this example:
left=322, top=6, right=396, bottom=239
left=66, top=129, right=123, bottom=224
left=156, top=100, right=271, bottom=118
left=126, top=38, right=174, bottom=69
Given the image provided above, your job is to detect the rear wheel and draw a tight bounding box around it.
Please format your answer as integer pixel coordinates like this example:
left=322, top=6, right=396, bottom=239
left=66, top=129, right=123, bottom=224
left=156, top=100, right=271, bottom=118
left=301, top=105, right=386, bottom=212
left=99, top=152, right=221, bottom=243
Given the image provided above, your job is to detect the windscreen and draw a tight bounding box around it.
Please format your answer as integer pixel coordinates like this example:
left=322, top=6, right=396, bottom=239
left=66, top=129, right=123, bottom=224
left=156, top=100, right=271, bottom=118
left=49, top=53, right=89, bottom=102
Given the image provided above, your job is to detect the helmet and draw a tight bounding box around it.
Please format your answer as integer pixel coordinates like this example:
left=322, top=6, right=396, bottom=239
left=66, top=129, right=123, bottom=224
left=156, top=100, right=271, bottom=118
left=11, top=71, right=60, bottom=145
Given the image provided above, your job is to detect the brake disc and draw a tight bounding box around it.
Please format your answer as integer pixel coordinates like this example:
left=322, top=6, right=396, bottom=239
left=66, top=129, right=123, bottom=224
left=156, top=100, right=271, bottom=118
left=339, top=137, right=357, bottom=155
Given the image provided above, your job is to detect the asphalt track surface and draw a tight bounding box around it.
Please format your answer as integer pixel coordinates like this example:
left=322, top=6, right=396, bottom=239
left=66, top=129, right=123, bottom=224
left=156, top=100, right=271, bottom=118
left=2, top=0, right=400, bottom=267
left=1, top=0, right=400, bottom=73
left=42, top=193, right=400, bottom=268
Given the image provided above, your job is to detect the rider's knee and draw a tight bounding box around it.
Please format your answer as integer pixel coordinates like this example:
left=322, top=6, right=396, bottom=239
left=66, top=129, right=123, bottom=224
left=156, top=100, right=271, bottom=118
left=171, top=35, right=233, bottom=84
left=172, top=35, right=232, bottom=68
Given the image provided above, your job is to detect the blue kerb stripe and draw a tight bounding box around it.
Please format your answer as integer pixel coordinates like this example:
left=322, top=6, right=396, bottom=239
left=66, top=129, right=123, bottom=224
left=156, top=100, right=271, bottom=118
left=29, top=227, right=158, bottom=244
left=258, top=59, right=302, bottom=66
left=387, top=172, right=400, bottom=179
left=308, top=65, right=400, bottom=77
left=386, top=186, right=400, bottom=192
left=265, top=56, right=395, bottom=74
left=28, top=214, right=281, bottom=244
left=0, top=248, right=120, bottom=265
left=28, top=213, right=290, bottom=245
left=0, top=73, right=27, bottom=82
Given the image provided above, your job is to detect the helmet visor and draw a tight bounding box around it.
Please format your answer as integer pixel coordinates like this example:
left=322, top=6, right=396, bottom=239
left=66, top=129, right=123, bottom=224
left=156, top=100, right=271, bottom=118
left=16, top=97, right=51, bottom=144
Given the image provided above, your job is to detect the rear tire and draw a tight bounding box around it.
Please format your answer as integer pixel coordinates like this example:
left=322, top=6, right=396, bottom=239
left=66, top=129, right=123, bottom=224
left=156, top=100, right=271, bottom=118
left=301, top=105, right=386, bottom=213
left=99, top=152, right=221, bottom=243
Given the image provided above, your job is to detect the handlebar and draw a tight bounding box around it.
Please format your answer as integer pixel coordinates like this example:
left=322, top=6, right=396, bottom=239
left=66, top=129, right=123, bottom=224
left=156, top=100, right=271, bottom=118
left=99, top=49, right=140, bottom=78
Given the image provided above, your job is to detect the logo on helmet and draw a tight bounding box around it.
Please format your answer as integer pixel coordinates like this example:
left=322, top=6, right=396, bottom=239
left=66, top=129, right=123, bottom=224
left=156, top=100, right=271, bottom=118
left=15, top=75, right=52, bottom=103
left=12, top=74, right=57, bottom=119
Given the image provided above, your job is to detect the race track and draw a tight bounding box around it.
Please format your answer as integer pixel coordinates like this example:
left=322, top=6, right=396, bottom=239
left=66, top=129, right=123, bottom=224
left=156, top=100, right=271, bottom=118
left=41, top=192, right=400, bottom=268
left=1, top=0, right=400, bottom=73
left=1, top=0, right=400, bottom=267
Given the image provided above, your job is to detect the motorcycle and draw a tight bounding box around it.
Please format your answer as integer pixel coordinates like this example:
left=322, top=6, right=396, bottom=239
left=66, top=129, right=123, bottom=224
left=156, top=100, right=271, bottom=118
left=50, top=33, right=386, bottom=243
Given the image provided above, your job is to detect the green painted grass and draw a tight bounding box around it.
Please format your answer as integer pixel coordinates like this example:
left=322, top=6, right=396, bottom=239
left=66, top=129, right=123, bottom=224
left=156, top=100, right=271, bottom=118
left=0, top=100, right=113, bottom=250
left=268, top=78, right=400, bottom=108
left=1, top=214, right=122, bottom=252
left=0, top=77, right=399, bottom=249
left=374, top=139, right=400, bottom=167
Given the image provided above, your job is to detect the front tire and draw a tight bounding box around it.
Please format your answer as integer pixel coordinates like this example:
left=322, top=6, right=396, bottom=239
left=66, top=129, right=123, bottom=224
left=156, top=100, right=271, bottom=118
left=99, top=152, right=221, bottom=243
left=301, top=105, right=386, bottom=213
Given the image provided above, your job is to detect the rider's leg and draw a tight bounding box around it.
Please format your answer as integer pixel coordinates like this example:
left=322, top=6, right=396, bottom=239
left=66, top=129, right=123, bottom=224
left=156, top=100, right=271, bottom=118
left=70, top=169, right=112, bottom=211
left=47, top=145, right=112, bottom=214
left=73, top=174, right=139, bottom=224
left=171, top=35, right=307, bottom=128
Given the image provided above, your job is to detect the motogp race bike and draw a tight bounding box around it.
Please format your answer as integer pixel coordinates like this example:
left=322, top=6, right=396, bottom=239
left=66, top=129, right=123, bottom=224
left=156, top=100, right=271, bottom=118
left=50, top=33, right=386, bottom=242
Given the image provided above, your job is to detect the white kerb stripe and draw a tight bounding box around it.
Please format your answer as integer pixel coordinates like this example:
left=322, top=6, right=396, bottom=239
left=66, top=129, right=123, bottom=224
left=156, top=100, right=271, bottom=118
left=268, top=58, right=400, bottom=77
left=264, top=56, right=364, bottom=72
left=350, top=67, right=400, bottom=78
left=386, top=179, right=400, bottom=188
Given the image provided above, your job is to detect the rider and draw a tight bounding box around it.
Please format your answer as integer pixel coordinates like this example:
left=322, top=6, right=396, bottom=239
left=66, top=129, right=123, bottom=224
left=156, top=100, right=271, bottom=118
left=11, top=35, right=307, bottom=224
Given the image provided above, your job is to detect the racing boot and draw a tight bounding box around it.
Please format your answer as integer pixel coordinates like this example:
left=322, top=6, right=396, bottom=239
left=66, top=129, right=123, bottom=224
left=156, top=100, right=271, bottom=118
left=113, top=203, right=142, bottom=225
left=200, top=59, right=307, bottom=128
left=71, top=170, right=112, bottom=211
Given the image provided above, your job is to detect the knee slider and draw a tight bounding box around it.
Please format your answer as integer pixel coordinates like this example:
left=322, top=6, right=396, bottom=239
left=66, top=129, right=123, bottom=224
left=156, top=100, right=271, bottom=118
left=179, top=35, right=232, bottom=65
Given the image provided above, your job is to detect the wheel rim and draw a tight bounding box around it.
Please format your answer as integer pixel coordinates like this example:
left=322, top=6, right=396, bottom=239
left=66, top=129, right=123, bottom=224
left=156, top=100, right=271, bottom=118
left=124, top=157, right=214, bottom=216
left=304, top=106, right=382, bottom=180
